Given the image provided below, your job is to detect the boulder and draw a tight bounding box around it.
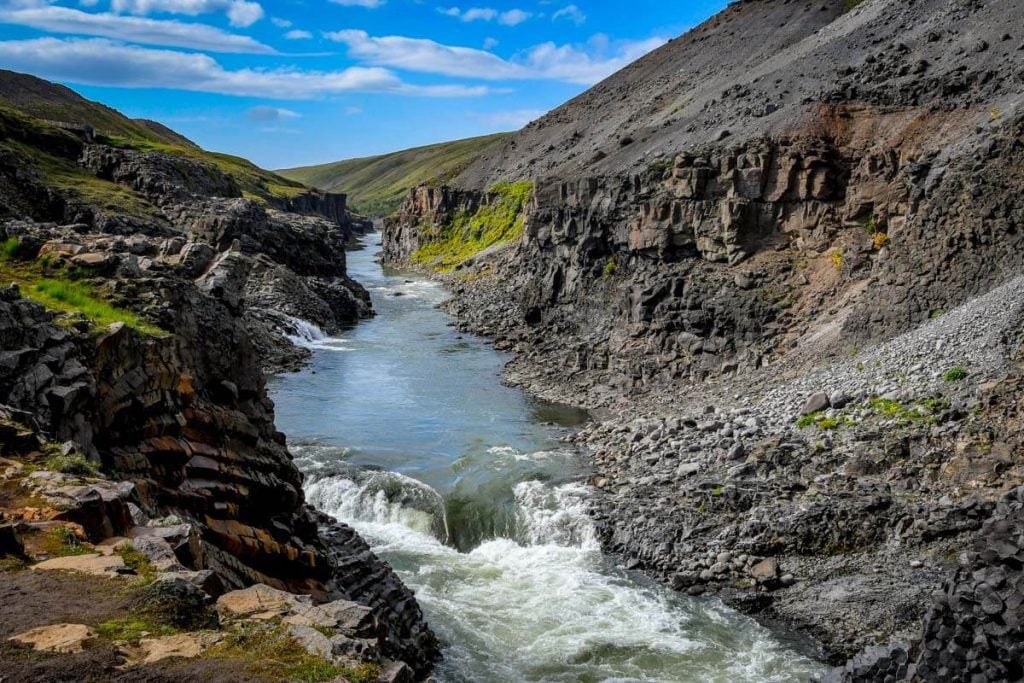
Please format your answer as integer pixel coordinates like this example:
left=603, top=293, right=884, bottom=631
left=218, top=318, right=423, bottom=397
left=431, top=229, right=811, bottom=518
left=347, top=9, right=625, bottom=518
left=32, top=553, right=125, bottom=576
left=801, top=393, right=830, bottom=415
left=133, top=633, right=206, bottom=664
left=750, top=557, right=780, bottom=582
left=0, top=523, right=25, bottom=557
left=129, top=535, right=184, bottom=571
left=8, top=624, right=96, bottom=653
left=286, top=624, right=333, bottom=660
left=378, top=660, right=415, bottom=683
left=216, top=583, right=308, bottom=620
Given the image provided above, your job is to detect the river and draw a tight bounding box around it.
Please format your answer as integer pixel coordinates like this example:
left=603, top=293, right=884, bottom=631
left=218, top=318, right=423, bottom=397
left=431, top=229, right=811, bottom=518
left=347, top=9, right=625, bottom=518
left=267, top=235, right=823, bottom=683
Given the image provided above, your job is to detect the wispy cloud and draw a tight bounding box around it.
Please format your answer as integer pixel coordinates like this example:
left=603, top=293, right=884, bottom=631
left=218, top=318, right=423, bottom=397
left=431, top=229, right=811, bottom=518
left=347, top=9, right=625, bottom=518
left=552, top=4, right=585, bottom=25
left=246, top=105, right=299, bottom=121
left=326, top=30, right=666, bottom=85
left=329, top=0, right=383, bottom=6
left=0, top=5, right=275, bottom=54
left=439, top=6, right=532, bottom=26
left=110, top=0, right=264, bottom=28
left=0, top=38, right=492, bottom=98
left=284, top=28, right=310, bottom=40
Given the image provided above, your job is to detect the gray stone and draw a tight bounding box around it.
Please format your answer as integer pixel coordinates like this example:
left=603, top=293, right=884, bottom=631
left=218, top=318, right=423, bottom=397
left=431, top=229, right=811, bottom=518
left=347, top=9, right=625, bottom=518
left=801, top=393, right=830, bottom=415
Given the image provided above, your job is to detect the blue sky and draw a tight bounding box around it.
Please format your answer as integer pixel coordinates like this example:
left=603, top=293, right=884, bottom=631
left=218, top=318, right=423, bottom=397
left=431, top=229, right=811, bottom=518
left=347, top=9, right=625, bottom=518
left=0, top=0, right=728, bottom=168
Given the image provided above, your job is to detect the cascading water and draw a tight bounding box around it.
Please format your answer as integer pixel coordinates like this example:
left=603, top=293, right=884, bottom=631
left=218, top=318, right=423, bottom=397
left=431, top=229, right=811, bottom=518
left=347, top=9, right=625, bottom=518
left=269, top=237, right=825, bottom=682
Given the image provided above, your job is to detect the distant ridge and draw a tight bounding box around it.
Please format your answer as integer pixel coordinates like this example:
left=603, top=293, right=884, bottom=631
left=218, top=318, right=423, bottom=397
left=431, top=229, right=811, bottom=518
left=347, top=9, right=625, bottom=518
left=279, top=133, right=511, bottom=217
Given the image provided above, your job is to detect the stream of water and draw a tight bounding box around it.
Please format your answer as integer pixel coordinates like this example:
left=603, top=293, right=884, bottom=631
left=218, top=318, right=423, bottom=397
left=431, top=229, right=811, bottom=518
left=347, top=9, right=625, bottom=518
left=267, top=235, right=824, bottom=683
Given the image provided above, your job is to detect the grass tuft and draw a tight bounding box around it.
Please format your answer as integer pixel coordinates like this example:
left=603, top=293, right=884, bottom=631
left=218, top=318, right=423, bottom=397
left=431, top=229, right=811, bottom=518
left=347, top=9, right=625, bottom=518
left=204, top=623, right=380, bottom=683
left=96, top=617, right=177, bottom=645
left=44, top=451, right=100, bottom=477
left=2, top=237, right=24, bottom=259
left=943, top=367, right=968, bottom=382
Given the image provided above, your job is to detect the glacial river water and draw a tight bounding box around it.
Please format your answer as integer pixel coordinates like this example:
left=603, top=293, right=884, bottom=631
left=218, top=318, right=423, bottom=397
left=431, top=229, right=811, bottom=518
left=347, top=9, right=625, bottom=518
left=267, top=235, right=823, bottom=683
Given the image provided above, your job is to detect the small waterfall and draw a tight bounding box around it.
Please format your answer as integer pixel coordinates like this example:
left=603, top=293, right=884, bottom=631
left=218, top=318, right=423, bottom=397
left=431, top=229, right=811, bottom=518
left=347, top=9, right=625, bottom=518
left=283, top=316, right=328, bottom=345
left=306, top=470, right=450, bottom=543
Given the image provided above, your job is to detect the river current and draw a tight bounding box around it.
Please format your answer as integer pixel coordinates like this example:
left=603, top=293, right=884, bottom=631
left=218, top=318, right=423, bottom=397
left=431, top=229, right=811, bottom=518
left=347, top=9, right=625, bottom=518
left=267, top=235, right=823, bottom=683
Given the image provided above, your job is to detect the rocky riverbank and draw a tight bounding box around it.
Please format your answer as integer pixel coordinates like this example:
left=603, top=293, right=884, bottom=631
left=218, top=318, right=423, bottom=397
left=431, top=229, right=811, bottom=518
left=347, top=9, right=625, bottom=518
left=379, top=1, right=1024, bottom=677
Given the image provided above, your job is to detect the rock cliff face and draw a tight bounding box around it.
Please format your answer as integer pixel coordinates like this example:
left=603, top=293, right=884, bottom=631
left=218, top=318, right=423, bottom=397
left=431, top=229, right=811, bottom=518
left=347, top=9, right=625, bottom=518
left=0, top=280, right=437, bottom=673
left=0, top=80, right=438, bottom=676
left=382, top=0, right=1024, bottom=677
left=383, top=185, right=483, bottom=264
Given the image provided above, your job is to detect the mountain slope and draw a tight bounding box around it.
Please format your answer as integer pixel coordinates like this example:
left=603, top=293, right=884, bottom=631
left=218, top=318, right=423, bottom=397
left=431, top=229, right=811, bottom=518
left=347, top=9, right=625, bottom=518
left=0, top=69, right=185, bottom=146
left=458, top=0, right=1023, bottom=186
left=279, top=133, right=510, bottom=216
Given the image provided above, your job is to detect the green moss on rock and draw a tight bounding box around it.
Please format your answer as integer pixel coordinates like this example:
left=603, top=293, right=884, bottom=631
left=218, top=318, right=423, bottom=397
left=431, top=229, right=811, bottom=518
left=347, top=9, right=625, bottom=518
left=411, top=181, right=533, bottom=272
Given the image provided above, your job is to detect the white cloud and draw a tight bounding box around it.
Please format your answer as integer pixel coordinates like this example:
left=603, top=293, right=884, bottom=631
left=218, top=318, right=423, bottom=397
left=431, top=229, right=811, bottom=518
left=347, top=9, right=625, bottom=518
left=482, top=36, right=498, bottom=50
left=522, top=36, right=665, bottom=84
left=552, top=4, right=585, bottom=25
left=344, top=105, right=362, bottom=115
left=0, top=38, right=492, bottom=98
left=329, top=0, right=383, bottom=6
left=439, top=6, right=532, bottom=26
left=109, top=0, right=265, bottom=28
left=246, top=105, right=299, bottom=121
left=327, top=30, right=666, bottom=85
left=472, top=108, right=545, bottom=129
left=284, top=28, right=310, bottom=39
left=325, top=29, right=525, bottom=80
left=270, top=16, right=290, bottom=27
left=498, top=8, right=529, bottom=26
left=0, top=6, right=275, bottom=53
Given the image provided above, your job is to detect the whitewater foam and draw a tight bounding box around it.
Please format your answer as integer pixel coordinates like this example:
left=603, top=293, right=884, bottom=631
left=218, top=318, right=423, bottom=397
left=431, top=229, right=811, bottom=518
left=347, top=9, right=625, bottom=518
left=281, top=316, right=353, bottom=352
left=304, top=471, right=821, bottom=682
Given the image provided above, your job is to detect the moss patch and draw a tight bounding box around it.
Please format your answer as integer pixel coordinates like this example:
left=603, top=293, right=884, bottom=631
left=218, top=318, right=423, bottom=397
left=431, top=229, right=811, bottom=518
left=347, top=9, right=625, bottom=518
left=96, top=617, right=178, bottom=645
left=204, top=623, right=380, bottom=683
left=411, top=181, right=533, bottom=272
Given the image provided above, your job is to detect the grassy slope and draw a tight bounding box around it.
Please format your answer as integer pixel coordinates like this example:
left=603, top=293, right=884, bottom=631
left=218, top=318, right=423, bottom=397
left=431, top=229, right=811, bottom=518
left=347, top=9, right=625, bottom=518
left=0, top=69, right=177, bottom=145
left=279, top=133, right=511, bottom=216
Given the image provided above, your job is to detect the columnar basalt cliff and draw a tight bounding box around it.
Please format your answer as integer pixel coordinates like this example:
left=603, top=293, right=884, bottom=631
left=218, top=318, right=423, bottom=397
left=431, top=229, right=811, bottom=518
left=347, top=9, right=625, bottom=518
left=0, top=73, right=438, bottom=679
left=382, top=0, right=1024, bottom=678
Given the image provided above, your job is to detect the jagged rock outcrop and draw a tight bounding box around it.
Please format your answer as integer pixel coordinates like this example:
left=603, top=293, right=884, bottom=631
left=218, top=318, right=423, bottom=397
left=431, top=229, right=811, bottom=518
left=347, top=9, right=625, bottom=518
left=0, top=281, right=437, bottom=674
left=79, top=145, right=242, bottom=206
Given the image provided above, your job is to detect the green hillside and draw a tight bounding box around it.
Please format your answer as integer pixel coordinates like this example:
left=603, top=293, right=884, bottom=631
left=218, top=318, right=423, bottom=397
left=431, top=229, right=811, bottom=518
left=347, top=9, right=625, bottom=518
left=279, top=133, right=511, bottom=216
left=0, top=69, right=309, bottom=206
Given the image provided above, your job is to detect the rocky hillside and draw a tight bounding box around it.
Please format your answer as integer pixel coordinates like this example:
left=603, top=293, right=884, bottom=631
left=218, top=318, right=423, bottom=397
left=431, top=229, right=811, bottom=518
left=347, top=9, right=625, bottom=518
left=0, top=69, right=351, bottom=216
left=0, top=72, right=438, bottom=679
left=383, top=0, right=1024, bottom=680
left=280, top=133, right=510, bottom=216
